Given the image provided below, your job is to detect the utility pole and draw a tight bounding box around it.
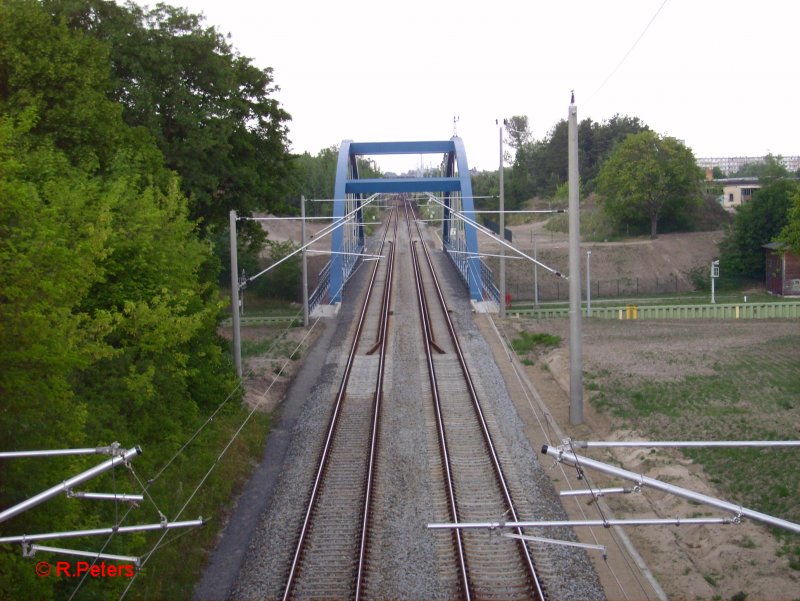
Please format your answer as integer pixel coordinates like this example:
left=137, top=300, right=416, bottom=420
left=568, top=96, right=583, bottom=425
left=229, top=210, right=242, bottom=378
left=499, top=120, right=506, bottom=317
left=301, top=195, right=309, bottom=327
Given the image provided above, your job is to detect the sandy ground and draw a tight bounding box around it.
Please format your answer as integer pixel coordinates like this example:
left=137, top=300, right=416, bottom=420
left=221, top=322, right=324, bottom=414
left=484, top=316, right=800, bottom=601
left=479, top=221, right=725, bottom=298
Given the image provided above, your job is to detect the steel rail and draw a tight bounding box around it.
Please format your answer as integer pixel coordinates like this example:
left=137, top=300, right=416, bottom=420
left=355, top=208, right=397, bottom=600
left=405, top=202, right=472, bottom=600
left=412, top=210, right=546, bottom=601
left=282, top=208, right=396, bottom=601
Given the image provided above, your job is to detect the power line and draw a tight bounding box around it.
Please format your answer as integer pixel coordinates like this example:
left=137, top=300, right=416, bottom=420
left=588, top=0, right=669, bottom=102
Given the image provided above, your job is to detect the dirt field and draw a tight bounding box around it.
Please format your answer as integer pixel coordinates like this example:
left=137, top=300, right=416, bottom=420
left=495, top=317, right=800, bottom=601
left=478, top=221, right=725, bottom=300
left=225, top=322, right=323, bottom=414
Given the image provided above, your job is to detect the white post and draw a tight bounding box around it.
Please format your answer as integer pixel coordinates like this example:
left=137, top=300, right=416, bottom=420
left=0, top=447, right=141, bottom=523
left=586, top=250, right=592, bottom=317
left=533, top=232, right=539, bottom=306
left=499, top=122, right=506, bottom=317
left=542, top=445, right=800, bottom=534
left=711, top=259, right=719, bottom=304
left=568, top=99, right=583, bottom=425
left=229, top=211, right=242, bottom=378
left=301, top=195, right=309, bottom=327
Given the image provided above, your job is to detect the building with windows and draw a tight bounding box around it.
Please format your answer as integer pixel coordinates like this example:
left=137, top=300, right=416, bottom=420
left=698, top=156, right=800, bottom=175
left=717, top=177, right=761, bottom=211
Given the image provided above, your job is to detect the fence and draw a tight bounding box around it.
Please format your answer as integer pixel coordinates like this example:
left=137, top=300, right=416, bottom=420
left=513, top=302, right=800, bottom=321
left=506, top=274, right=687, bottom=303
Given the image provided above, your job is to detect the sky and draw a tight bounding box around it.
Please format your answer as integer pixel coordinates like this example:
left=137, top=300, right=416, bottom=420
left=146, top=0, right=798, bottom=174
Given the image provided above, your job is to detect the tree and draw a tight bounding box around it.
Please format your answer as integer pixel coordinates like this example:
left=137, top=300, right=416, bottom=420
left=731, top=154, right=789, bottom=184
left=778, top=187, right=800, bottom=255
left=46, top=0, right=294, bottom=229
left=503, top=115, right=531, bottom=150
left=596, top=131, right=703, bottom=238
left=506, top=113, right=649, bottom=204
left=471, top=170, right=499, bottom=210
left=720, top=179, right=798, bottom=279
left=1, top=3, right=240, bottom=597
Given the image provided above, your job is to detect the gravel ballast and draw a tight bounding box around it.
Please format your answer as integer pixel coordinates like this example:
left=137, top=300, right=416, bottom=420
left=202, top=220, right=604, bottom=601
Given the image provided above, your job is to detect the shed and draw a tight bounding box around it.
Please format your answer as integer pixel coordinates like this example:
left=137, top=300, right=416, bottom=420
left=764, top=242, right=800, bottom=296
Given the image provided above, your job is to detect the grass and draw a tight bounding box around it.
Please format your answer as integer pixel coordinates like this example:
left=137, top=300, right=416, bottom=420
left=73, top=408, right=271, bottom=601
left=589, top=334, right=800, bottom=568
left=511, top=331, right=561, bottom=354
left=242, top=337, right=303, bottom=360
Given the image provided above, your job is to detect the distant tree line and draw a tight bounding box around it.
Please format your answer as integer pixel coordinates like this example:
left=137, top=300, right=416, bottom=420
left=472, top=114, right=650, bottom=210
left=468, top=114, right=800, bottom=269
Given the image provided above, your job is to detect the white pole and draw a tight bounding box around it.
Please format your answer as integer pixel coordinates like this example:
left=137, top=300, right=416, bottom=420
left=567, top=99, right=583, bottom=425
left=0, top=447, right=141, bottom=523
left=0, top=447, right=118, bottom=459
left=586, top=250, right=592, bottom=317
left=430, top=517, right=737, bottom=530
left=499, top=122, right=506, bottom=317
left=0, top=519, right=204, bottom=544
left=301, top=195, right=309, bottom=327
left=542, top=445, right=800, bottom=534
left=711, top=260, right=717, bottom=304
left=28, top=545, right=140, bottom=567
left=229, top=211, right=242, bottom=377
left=533, top=232, right=539, bottom=306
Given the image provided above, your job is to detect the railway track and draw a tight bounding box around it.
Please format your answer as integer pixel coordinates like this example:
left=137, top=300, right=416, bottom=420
left=281, top=207, right=398, bottom=600
left=406, top=202, right=546, bottom=601
left=279, top=200, right=547, bottom=600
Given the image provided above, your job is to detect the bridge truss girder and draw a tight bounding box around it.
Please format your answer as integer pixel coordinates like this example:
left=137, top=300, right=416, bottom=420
left=328, top=138, right=491, bottom=304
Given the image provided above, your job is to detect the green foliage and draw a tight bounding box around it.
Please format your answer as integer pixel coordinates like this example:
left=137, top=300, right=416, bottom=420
left=471, top=170, right=499, bottom=208
left=47, top=0, right=294, bottom=229
left=596, top=131, right=703, bottom=238
left=507, top=114, right=649, bottom=204
left=0, top=0, right=163, bottom=176
left=731, top=154, right=789, bottom=184
left=687, top=265, right=711, bottom=291
left=255, top=240, right=301, bottom=302
left=719, top=179, right=798, bottom=279
left=778, top=187, right=800, bottom=256
left=543, top=197, right=617, bottom=242
left=284, top=146, right=339, bottom=217
left=511, top=331, right=561, bottom=354
left=0, top=3, right=244, bottom=598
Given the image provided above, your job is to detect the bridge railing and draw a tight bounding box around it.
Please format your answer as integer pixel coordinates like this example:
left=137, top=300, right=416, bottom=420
left=443, top=240, right=499, bottom=303
left=309, top=260, right=332, bottom=312
left=479, top=258, right=500, bottom=303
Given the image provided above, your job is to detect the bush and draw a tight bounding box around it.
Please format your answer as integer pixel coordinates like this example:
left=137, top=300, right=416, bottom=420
left=511, top=331, right=561, bottom=354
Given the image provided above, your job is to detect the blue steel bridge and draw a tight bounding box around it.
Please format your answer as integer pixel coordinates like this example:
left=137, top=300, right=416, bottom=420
left=309, top=137, right=499, bottom=310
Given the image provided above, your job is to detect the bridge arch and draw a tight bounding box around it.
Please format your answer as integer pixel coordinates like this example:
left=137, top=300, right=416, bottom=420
left=325, top=138, right=496, bottom=305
